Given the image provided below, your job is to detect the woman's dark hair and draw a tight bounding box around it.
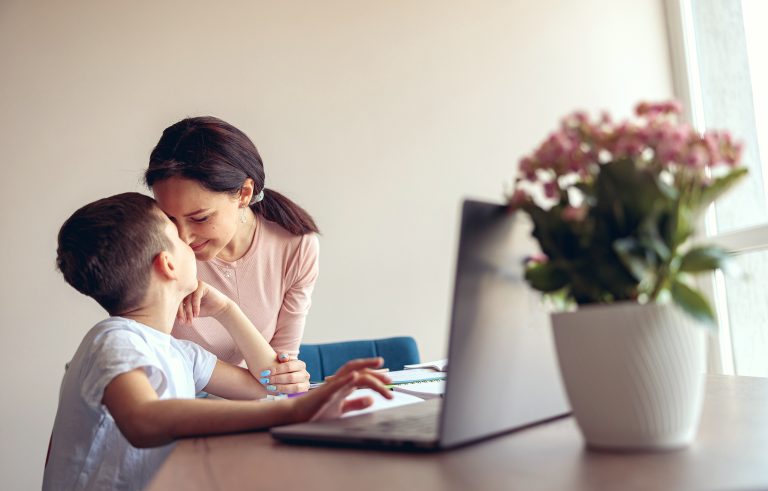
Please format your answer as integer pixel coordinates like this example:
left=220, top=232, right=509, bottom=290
left=144, top=116, right=319, bottom=235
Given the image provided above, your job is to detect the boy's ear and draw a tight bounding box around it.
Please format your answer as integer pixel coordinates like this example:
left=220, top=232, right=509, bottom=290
left=153, top=251, right=177, bottom=281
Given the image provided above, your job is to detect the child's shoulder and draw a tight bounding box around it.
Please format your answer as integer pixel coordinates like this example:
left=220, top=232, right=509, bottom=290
left=82, top=316, right=150, bottom=344
left=72, top=317, right=163, bottom=367
left=61, top=318, right=164, bottom=411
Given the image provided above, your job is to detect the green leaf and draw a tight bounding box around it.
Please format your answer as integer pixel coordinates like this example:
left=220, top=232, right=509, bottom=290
left=609, top=161, right=667, bottom=213
left=694, top=167, right=749, bottom=213
left=673, top=206, right=694, bottom=246
left=613, top=237, right=648, bottom=282
left=679, top=245, right=731, bottom=273
left=524, top=262, right=570, bottom=293
left=654, top=175, right=679, bottom=201
left=670, top=280, right=716, bottom=325
left=524, top=205, right=564, bottom=259
left=638, top=215, right=672, bottom=260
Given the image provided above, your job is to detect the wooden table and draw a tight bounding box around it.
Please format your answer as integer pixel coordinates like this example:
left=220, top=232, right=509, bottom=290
left=148, top=375, right=768, bottom=491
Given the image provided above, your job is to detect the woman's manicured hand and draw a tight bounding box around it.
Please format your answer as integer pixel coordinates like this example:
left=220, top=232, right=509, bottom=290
left=258, top=354, right=311, bottom=394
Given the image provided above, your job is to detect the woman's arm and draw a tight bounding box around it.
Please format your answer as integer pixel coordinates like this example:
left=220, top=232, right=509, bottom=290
left=258, top=234, right=318, bottom=392
left=180, top=281, right=309, bottom=397
left=269, top=234, right=319, bottom=356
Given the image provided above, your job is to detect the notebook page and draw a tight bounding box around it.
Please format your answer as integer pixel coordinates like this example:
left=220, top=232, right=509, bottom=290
left=341, top=388, right=425, bottom=417
left=404, top=359, right=448, bottom=372
left=387, top=369, right=447, bottom=385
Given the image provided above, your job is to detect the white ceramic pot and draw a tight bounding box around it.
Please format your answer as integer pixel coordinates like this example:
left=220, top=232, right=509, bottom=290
left=551, top=302, right=706, bottom=451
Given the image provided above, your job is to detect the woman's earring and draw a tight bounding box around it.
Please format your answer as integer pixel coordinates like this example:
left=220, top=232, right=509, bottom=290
left=240, top=206, right=247, bottom=224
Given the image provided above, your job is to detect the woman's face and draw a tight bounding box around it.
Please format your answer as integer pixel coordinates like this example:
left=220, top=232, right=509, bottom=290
left=152, top=177, right=244, bottom=261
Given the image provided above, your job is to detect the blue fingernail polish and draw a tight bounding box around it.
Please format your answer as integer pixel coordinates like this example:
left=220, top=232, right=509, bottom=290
left=279, top=353, right=288, bottom=360
left=260, top=370, right=271, bottom=377
left=267, top=385, right=277, bottom=391
left=260, top=378, right=270, bottom=384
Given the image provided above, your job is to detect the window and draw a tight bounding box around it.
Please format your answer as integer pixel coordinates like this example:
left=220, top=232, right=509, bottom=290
left=666, top=0, right=768, bottom=376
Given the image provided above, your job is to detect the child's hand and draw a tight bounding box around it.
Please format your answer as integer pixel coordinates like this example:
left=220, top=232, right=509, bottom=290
left=258, top=353, right=311, bottom=394
left=177, top=281, right=231, bottom=323
left=291, top=358, right=393, bottom=422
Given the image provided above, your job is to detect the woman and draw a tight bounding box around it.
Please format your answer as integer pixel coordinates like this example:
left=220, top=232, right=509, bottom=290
left=144, top=116, right=318, bottom=393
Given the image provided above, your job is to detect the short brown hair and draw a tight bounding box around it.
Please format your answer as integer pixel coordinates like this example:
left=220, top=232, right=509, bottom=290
left=56, top=192, right=172, bottom=315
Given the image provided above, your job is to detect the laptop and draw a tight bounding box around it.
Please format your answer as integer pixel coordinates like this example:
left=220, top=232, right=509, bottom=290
left=271, top=199, right=570, bottom=450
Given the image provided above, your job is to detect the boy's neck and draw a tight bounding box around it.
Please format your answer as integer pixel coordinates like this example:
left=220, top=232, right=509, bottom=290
left=120, top=311, right=174, bottom=334
left=117, top=289, right=182, bottom=335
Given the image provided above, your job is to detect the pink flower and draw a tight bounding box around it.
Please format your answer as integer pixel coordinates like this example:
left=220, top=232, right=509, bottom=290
left=519, top=157, right=537, bottom=180
left=511, top=100, right=743, bottom=213
left=684, top=144, right=708, bottom=168
left=716, top=132, right=743, bottom=167
left=572, top=111, right=589, bottom=125
left=614, top=135, right=645, bottom=160
left=655, top=124, right=689, bottom=166
left=524, top=253, right=549, bottom=265
left=728, top=141, right=744, bottom=167
left=508, top=188, right=530, bottom=208
left=567, top=148, right=588, bottom=173
left=544, top=180, right=560, bottom=199
left=635, top=100, right=683, bottom=118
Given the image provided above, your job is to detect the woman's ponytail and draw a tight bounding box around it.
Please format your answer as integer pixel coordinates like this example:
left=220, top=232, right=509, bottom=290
left=252, top=188, right=319, bottom=235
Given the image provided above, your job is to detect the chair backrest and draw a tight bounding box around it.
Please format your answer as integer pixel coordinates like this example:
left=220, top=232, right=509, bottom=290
left=299, top=336, right=420, bottom=382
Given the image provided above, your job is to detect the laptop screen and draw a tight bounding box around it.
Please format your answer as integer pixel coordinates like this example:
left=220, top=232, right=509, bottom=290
left=439, top=200, right=569, bottom=447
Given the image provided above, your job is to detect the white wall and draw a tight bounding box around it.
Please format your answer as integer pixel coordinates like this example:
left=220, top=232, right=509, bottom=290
left=0, top=1, right=673, bottom=488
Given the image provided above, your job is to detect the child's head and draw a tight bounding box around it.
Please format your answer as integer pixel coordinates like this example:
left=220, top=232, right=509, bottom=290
left=56, top=192, right=179, bottom=315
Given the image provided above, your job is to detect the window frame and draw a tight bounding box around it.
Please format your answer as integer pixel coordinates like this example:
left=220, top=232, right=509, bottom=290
left=664, top=0, right=768, bottom=375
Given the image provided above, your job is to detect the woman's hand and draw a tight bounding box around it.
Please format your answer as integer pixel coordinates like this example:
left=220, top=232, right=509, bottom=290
left=177, top=280, right=232, bottom=323
left=290, top=358, right=393, bottom=422
left=258, top=353, right=311, bottom=394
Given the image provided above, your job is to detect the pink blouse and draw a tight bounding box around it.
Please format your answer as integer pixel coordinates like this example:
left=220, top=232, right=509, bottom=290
left=171, top=215, right=319, bottom=365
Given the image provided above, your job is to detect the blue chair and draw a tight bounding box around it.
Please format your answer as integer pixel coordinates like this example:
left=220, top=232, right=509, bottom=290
left=299, top=336, right=420, bottom=382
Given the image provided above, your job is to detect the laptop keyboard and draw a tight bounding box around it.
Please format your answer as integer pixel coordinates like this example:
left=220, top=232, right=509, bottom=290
left=343, top=413, right=438, bottom=435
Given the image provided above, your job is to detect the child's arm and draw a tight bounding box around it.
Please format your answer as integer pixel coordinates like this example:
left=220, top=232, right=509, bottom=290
left=180, top=281, right=309, bottom=398
left=102, top=358, right=391, bottom=448
left=180, top=280, right=276, bottom=377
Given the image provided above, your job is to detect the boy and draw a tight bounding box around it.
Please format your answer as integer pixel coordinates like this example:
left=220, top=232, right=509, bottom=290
left=43, top=192, right=391, bottom=490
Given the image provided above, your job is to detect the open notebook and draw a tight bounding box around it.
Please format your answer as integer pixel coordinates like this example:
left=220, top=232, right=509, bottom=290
left=392, top=380, right=445, bottom=399
left=404, top=359, right=448, bottom=372
left=387, top=368, right=445, bottom=384
left=384, top=360, right=447, bottom=400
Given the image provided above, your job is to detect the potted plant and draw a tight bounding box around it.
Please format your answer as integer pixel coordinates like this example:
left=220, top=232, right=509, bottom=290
left=508, top=101, right=747, bottom=451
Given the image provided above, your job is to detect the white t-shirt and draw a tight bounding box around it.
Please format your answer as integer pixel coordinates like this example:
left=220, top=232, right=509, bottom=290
left=43, top=317, right=217, bottom=491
